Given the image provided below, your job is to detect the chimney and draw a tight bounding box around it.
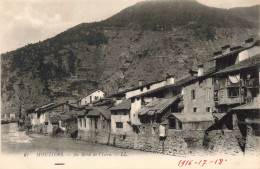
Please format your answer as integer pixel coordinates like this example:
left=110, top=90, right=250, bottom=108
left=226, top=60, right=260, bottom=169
left=139, top=80, right=143, bottom=86
left=166, top=74, right=175, bottom=84
left=221, top=45, right=231, bottom=55
left=245, top=38, right=254, bottom=47
left=198, top=64, right=204, bottom=77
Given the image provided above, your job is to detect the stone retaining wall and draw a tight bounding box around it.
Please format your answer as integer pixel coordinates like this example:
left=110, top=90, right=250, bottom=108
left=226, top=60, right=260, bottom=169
left=77, top=127, right=259, bottom=155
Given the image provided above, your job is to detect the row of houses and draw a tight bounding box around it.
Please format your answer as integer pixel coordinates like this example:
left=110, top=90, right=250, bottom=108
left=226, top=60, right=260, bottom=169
left=26, top=38, right=260, bottom=154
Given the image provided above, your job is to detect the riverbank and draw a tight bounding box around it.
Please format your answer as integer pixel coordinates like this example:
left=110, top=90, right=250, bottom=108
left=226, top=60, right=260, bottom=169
left=1, top=123, right=162, bottom=156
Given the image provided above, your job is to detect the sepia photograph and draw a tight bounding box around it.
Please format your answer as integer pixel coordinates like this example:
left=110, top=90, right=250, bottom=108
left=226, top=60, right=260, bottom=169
left=1, top=0, right=260, bottom=168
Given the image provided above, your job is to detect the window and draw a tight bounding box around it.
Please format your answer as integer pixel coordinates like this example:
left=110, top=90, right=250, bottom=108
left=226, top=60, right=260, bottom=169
left=116, top=122, right=123, bottom=128
left=79, top=118, right=82, bottom=127
left=193, top=107, right=197, bottom=112
left=206, top=107, right=211, bottom=112
left=147, top=85, right=150, bottom=90
left=169, top=118, right=176, bottom=129
left=131, top=98, right=135, bottom=103
left=90, top=96, right=92, bottom=102
left=228, top=88, right=239, bottom=98
left=94, top=118, right=98, bottom=129
left=206, top=90, right=210, bottom=100
left=178, top=122, right=182, bottom=130
left=191, top=90, right=195, bottom=100
left=140, top=87, right=143, bottom=92
left=84, top=118, right=86, bottom=127
left=137, top=97, right=140, bottom=101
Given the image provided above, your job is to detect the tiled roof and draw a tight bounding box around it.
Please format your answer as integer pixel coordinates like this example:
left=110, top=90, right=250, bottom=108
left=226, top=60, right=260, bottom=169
left=139, top=96, right=180, bottom=116
left=59, top=115, right=71, bottom=121
left=109, top=99, right=131, bottom=110
left=209, top=41, right=259, bottom=61
left=39, top=103, right=78, bottom=112
left=213, top=54, right=260, bottom=76
left=108, top=79, right=165, bottom=97
left=98, top=106, right=111, bottom=120
left=50, top=116, right=60, bottom=124
left=87, top=106, right=111, bottom=120
left=171, top=113, right=214, bottom=123
left=87, top=109, right=100, bottom=117
left=133, top=67, right=216, bottom=99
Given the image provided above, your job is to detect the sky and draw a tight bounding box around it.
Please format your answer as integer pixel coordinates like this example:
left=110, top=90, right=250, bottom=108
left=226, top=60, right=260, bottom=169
left=0, top=0, right=259, bottom=54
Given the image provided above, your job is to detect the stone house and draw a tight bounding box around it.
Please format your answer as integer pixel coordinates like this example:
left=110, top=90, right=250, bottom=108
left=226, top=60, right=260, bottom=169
left=77, top=106, right=111, bottom=144
left=79, top=90, right=105, bottom=106
left=166, top=65, right=216, bottom=130
left=138, top=96, right=181, bottom=137
left=109, top=99, right=132, bottom=134
left=211, top=54, right=260, bottom=129
left=27, top=102, right=78, bottom=133
left=210, top=38, right=260, bottom=72
left=108, top=75, right=176, bottom=105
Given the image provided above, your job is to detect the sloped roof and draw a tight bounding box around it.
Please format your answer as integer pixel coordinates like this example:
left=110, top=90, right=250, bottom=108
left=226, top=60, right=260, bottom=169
left=109, top=99, right=131, bottom=111
left=209, top=41, right=259, bottom=61
left=98, top=106, right=111, bottom=120
left=39, top=102, right=78, bottom=112
left=108, top=79, right=165, bottom=97
left=213, top=54, right=260, bottom=76
left=139, top=96, right=180, bottom=116
left=133, top=67, right=216, bottom=99
left=171, top=113, right=214, bottom=123
left=233, top=97, right=260, bottom=110
left=59, top=115, right=71, bottom=121
left=50, top=116, right=60, bottom=124
left=87, top=106, right=111, bottom=120
left=87, top=109, right=100, bottom=117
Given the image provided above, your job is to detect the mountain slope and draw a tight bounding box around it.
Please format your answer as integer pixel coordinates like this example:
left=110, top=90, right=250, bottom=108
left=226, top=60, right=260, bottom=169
left=1, top=0, right=259, bottom=115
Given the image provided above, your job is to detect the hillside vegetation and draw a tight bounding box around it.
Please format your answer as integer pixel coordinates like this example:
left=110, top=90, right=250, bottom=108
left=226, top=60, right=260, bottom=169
left=1, top=0, right=259, bottom=114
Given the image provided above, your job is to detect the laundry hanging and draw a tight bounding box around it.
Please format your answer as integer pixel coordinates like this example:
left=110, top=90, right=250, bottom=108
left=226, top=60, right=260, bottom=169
left=228, top=74, right=240, bottom=84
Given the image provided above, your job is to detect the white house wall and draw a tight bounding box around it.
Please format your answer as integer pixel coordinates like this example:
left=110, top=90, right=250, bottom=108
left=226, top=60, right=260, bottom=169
left=125, top=81, right=167, bottom=99
left=111, top=114, right=131, bottom=133
left=237, top=46, right=260, bottom=63
left=80, top=90, right=105, bottom=105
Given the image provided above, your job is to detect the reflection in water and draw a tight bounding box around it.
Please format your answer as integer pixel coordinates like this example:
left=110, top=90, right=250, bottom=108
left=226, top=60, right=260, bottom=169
left=1, top=123, right=156, bottom=156
left=1, top=123, right=32, bottom=144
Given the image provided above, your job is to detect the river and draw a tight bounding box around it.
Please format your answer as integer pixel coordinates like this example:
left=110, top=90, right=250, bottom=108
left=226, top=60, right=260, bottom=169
left=1, top=123, right=158, bottom=156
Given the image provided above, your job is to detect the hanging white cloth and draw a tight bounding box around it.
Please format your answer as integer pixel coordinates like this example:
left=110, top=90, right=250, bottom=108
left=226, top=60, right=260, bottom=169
left=228, top=74, right=240, bottom=84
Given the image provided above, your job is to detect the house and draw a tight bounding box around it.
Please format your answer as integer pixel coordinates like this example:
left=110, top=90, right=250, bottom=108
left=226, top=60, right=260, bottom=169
left=77, top=106, right=111, bottom=144
left=27, top=102, right=79, bottom=133
left=210, top=38, right=260, bottom=71
left=122, top=75, right=176, bottom=126
left=109, top=99, right=132, bottom=134
left=79, top=90, right=105, bottom=106
left=211, top=54, right=260, bottom=129
left=232, top=96, right=260, bottom=137
left=168, top=65, right=216, bottom=130
left=138, top=96, right=181, bottom=136
left=86, top=106, right=111, bottom=133
left=109, top=74, right=176, bottom=102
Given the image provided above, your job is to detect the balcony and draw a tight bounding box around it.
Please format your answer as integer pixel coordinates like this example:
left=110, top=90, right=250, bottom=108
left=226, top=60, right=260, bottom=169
left=226, top=81, right=241, bottom=88
left=217, top=96, right=243, bottom=105
left=244, top=78, right=259, bottom=88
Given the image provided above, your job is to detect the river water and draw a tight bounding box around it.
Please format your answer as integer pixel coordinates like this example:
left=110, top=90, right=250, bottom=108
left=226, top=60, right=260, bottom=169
left=1, top=123, right=157, bottom=156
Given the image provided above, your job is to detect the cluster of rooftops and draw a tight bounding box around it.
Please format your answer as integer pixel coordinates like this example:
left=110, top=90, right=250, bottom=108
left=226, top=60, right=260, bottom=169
left=26, top=37, right=260, bottom=130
